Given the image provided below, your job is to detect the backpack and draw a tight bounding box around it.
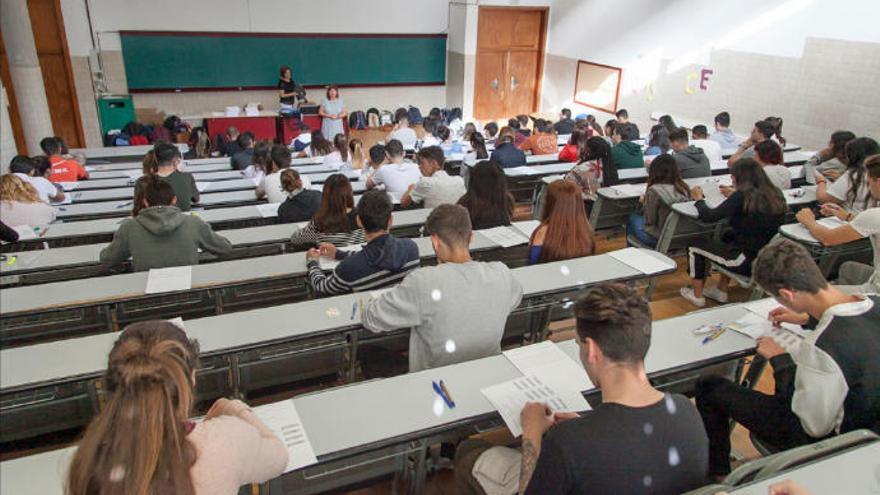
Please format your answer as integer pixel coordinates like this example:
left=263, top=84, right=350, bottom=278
left=130, top=135, right=149, bottom=145
left=429, top=107, right=442, bottom=119
left=366, top=108, right=381, bottom=126
left=380, top=110, right=393, bottom=126
left=151, top=126, right=172, bottom=144
left=348, top=110, right=367, bottom=130
left=367, top=112, right=380, bottom=128
left=407, top=106, right=424, bottom=124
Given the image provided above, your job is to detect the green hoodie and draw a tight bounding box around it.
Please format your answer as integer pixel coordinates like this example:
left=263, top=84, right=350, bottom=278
left=99, top=206, right=233, bottom=272
left=612, top=140, right=645, bottom=169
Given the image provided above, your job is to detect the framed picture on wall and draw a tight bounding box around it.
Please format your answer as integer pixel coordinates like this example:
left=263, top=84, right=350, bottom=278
left=573, top=60, right=622, bottom=114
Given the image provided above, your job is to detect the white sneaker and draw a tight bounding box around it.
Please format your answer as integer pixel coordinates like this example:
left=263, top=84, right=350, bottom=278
left=703, top=286, right=729, bottom=303
left=680, top=287, right=706, bottom=307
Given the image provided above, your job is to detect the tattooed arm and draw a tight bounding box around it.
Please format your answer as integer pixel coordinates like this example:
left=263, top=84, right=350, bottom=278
left=519, top=435, right=542, bottom=494
left=519, top=402, right=553, bottom=494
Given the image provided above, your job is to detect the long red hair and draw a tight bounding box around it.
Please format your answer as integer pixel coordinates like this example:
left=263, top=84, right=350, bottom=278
left=532, top=180, right=595, bottom=262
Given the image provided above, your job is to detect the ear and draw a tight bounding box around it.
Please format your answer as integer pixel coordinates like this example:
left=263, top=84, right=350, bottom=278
left=430, top=234, right=442, bottom=253
left=386, top=214, right=394, bottom=229
left=171, top=197, right=178, bottom=206
left=585, top=337, right=602, bottom=364
left=355, top=215, right=363, bottom=229
left=777, top=288, right=797, bottom=307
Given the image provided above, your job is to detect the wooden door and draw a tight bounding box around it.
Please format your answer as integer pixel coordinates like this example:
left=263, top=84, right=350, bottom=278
left=473, top=7, right=547, bottom=121
left=27, top=0, right=84, bottom=148
left=0, top=37, right=27, bottom=155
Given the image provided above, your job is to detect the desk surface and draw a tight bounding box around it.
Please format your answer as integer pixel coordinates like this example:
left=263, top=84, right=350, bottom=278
left=70, top=143, right=188, bottom=159
left=728, top=441, right=880, bottom=494
left=0, top=248, right=674, bottom=390
left=0, top=301, right=758, bottom=494
left=671, top=185, right=816, bottom=219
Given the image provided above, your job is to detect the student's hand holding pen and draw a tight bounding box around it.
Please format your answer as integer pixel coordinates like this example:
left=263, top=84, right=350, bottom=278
left=768, top=306, right=810, bottom=326
left=318, top=242, right=337, bottom=258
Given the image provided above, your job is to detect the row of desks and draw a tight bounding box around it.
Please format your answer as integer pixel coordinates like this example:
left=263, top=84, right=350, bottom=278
left=0, top=300, right=757, bottom=494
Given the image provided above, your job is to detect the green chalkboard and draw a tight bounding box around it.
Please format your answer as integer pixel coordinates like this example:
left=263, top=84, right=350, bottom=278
left=119, top=31, right=447, bottom=91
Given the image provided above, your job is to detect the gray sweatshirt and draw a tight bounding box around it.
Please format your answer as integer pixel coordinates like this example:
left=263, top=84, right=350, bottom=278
left=362, top=261, right=523, bottom=372
left=674, top=146, right=711, bottom=179
left=804, top=153, right=847, bottom=185
left=642, top=184, right=691, bottom=238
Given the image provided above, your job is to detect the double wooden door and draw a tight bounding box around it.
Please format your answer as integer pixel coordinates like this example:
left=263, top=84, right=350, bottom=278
left=474, top=7, right=547, bottom=121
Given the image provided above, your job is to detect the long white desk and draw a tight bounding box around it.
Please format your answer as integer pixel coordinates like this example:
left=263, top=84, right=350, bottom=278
left=618, top=151, right=811, bottom=182
left=0, top=301, right=757, bottom=495
left=71, top=143, right=188, bottom=161
left=86, top=161, right=343, bottom=181
left=779, top=219, right=874, bottom=277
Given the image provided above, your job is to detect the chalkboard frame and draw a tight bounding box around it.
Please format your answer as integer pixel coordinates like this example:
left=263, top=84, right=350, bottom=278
left=120, top=30, right=448, bottom=93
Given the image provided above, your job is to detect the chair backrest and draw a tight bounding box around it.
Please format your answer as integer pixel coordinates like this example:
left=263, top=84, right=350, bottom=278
left=754, top=429, right=879, bottom=482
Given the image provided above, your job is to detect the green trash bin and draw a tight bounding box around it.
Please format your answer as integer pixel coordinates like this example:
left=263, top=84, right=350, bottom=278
left=97, top=95, right=136, bottom=135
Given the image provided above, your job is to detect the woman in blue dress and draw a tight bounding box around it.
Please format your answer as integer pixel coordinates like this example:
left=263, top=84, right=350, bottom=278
left=320, top=85, right=347, bottom=139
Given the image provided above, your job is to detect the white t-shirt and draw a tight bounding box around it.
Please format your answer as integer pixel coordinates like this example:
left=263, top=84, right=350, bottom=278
left=410, top=171, right=466, bottom=209
left=372, top=161, right=422, bottom=194
left=323, top=151, right=350, bottom=171
left=691, top=139, right=723, bottom=163
left=828, top=171, right=871, bottom=213
left=389, top=127, right=418, bottom=149
left=260, top=171, right=311, bottom=204
left=763, top=165, right=792, bottom=191
left=850, top=207, right=880, bottom=292
left=14, top=173, right=57, bottom=204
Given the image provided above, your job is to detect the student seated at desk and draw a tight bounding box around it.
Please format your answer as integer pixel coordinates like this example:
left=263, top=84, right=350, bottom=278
left=490, top=127, right=528, bottom=168
left=516, top=114, right=532, bottom=138
left=349, top=138, right=367, bottom=170
left=100, top=176, right=232, bottom=271
left=323, top=133, right=351, bottom=170
left=645, top=124, right=671, bottom=157
left=256, top=144, right=311, bottom=204
left=627, top=155, right=692, bottom=248
left=610, top=122, right=644, bottom=169
left=553, top=107, right=575, bottom=135
left=9, top=155, right=64, bottom=203
left=815, top=137, right=879, bottom=214
left=803, top=130, right=855, bottom=185
left=142, top=149, right=158, bottom=175
left=230, top=131, right=255, bottom=171
left=696, top=239, right=880, bottom=477
left=518, top=119, right=558, bottom=156
left=41, top=136, right=88, bottom=182
left=0, top=174, right=56, bottom=227
left=691, top=124, right=723, bottom=163
left=709, top=111, right=741, bottom=149
left=529, top=180, right=595, bottom=264
left=310, top=130, right=335, bottom=158
left=362, top=204, right=522, bottom=372
left=184, top=126, right=212, bottom=159
left=465, top=132, right=490, bottom=167
left=400, top=146, right=465, bottom=209
left=291, top=124, right=312, bottom=157
left=243, top=140, right=270, bottom=182
left=458, top=160, right=515, bottom=229
left=155, top=143, right=199, bottom=212
left=367, top=139, right=421, bottom=194
left=564, top=136, right=619, bottom=207
left=602, top=119, right=617, bottom=144
left=483, top=121, right=499, bottom=142
left=755, top=140, right=791, bottom=190
left=277, top=168, right=321, bottom=224
left=795, top=155, right=880, bottom=294
left=387, top=114, right=418, bottom=149
left=306, top=190, right=418, bottom=296
left=290, top=173, right=365, bottom=247
left=616, top=107, right=640, bottom=137
left=726, top=119, right=777, bottom=167
left=506, top=118, right=528, bottom=146
left=362, top=143, right=385, bottom=182
left=681, top=159, right=787, bottom=307
left=670, top=127, right=711, bottom=178
left=462, top=122, right=478, bottom=142
left=65, top=321, right=288, bottom=495
left=658, top=114, right=677, bottom=134
left=558, top=128, right=587, bottom=163
left=217, top=125, right=242, bottom=157
left=456, top=283, right=708, bottom=495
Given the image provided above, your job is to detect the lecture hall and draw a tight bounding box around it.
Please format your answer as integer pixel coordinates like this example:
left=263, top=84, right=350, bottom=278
left=1, top=0, right=879, bottom=494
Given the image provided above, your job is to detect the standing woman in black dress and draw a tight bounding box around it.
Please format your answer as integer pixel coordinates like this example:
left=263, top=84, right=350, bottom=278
left=278, top=66, right=303, bottom=107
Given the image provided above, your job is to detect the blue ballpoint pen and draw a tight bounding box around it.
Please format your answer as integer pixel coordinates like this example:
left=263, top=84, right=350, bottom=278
left=432, top=381, right=455, bottom=409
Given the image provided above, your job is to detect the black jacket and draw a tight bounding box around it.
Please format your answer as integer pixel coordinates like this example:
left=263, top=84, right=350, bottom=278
left=278, top=190, right=322, bottom=224
left=695, top=190, right=785, bottom=257
left=490, top=142, right=527, bottom=169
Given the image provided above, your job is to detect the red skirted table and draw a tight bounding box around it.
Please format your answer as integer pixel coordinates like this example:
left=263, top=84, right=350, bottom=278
left=205, top=112, right=279, bottom=142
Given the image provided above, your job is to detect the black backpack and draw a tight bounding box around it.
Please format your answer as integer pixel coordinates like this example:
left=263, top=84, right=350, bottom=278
left=407, top=106, right=424, bottom=124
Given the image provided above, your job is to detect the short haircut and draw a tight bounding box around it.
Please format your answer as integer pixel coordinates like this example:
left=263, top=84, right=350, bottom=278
left=369, top=144, right=386, bottom=165
left=416, top=145, right=445, bottom=168
left=614, top=123, right=640, bottom=141
left=153, top=143, right=181, bottom=166
left=237, top=131, right=254, bottom=148
left=270, top=144, right=291, bottom=169
left=574, top=283, right=651, bottom=364
left=754, top=120, right=776, bottom=139
left=9, top=155, right=34, bottom=174
left=385, top=139, right=404, bottom=158
left=40, top=137, right=60, bottom=156
left=753, top=239, right=828, bottom=295
left=356, top=190, right=393, bottom=233
left=669, top=127, right=689, bottom=143
left=516, top=114, right=529, bottom=126
left=425, top=204, right=472, bottom=248
left=226, top=126, right=239, bottom=137
left=507, top=118, right=520, bottom=130
left=32, top=155, right=51, bottom=177
left=615, top=108, right=629, bottom=119
left=755, top=140, right=784, bottom=165
left=141, top=175, right=177, bottom=207
left=483, top=122, right=499, bottom=137
left=714, top=112, right=731, bottom=127
left=561, top=108, right=571, bottom=119
left=536, top=119, right=552, bottom=133
left=692, top=125, right=709, bottom=138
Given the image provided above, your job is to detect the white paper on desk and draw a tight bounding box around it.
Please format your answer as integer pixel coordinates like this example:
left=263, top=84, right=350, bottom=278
left=11, top=225, right=37, bottom=241
left=480, top=226, right=529, bottom=248
left=731, top=312, right=805, bottom=340
left=256, top=202, right=280, bottom=218
left=253, top=399, right=318, bottom=472
left=742, top=299, right=781, bottom=320
left=55, top=193, right=74, bottom=205
left=481, top=375, right=590, bottom=438
left=319, top=245, right=363, bottom=270
left=505, top=166, right=538, bottom=176
left=196, top=181, right=211, bottom=193
left=145, top=265, right=192, bottom=294
left=610, top=184, right=647, bottom=197
left=608, top=247, right=671, bottom=275
left=503, top=341, right=592, bottom=391
left=59, top=182, right=79, bottom=191
left=512, top=220, right=540, bottom=241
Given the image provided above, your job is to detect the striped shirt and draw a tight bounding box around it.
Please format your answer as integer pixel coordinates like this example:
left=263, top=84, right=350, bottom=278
left=290, top=211, right=365, bottom=247
left=307, top=234, right=420, bottom=296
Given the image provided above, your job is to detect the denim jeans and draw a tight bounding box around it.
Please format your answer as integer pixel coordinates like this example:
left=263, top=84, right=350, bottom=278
left=626, top=213, right=658, bottom=248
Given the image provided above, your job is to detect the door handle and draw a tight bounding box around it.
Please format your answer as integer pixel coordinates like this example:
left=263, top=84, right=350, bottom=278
left=511, top=76, right=519, bottom=91
left=491, top=79, right=499, bottom=91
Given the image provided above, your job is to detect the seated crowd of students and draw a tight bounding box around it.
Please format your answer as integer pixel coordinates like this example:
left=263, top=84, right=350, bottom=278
left=2, top=105, right=879, bottom=495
